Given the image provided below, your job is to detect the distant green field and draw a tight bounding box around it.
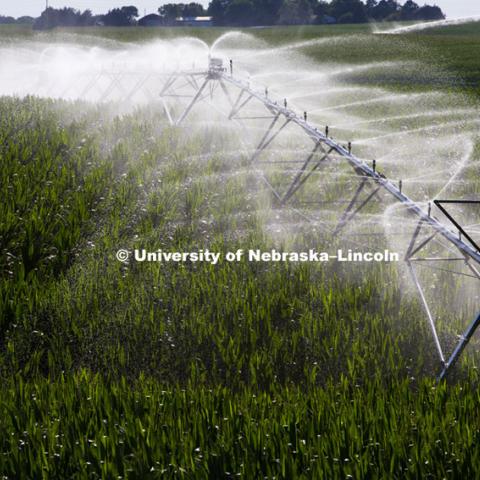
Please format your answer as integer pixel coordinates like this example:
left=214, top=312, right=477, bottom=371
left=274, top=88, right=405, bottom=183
left=1, top=21, right=479, bottom=92
left=1, top=21, right=480, bottom=479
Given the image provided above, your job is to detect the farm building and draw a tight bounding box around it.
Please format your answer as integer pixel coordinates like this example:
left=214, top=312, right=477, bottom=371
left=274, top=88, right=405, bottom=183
left=138, top=14, right=163, bottom=26
left=175, top=16, right=213, bottom=27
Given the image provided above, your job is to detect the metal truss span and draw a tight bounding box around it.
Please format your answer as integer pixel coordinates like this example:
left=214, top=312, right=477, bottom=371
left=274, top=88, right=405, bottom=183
left=59, top=57, right=480, bottom=381
left=214, top=59, right=480, bottom=381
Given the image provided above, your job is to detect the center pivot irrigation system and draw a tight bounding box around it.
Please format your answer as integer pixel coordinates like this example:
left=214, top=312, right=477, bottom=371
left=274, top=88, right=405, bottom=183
left=43, top=56, right=480, bottom=380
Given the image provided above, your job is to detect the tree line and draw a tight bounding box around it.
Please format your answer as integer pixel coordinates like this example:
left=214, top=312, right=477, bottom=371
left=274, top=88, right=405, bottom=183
left=7, top=0, right=445, bottom=30
left=202, top=0, right=445, bottom=26
left=0, top=16, right=35, bottom=25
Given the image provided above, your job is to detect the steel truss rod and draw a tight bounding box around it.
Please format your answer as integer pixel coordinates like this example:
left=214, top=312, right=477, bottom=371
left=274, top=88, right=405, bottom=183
left=408, top=231, right=439, bottom=260
left=78, top=74, right=103, bottom=99
left=465, top=260, right=480, bottom=280
left=434, top=200, right=480, bottom=253
left=281, top=144, right=333, bottom=205
left=162, top=94, right=198, bottom=98
left=229, top=91, right=254, bottom=120
left=406, top=259, right=446, bottom=365
left=235, top=116, right=276, bottom=120
left=405, top=219, right=445, bottom=369
left=218, top=79, right=234, bottom=108
left=185, top=74, right=199, bottom=91
left=100, top=73, right=127, bottom=102
left=409, top=257, right=466, bottom=262
left=124, top=74, right=152, bottom=103
left=251, top=114, right=291, bottom=163
left=438, top=312, right=480, bottom=381
left=333, top=179, right=382, bottom=235
left=413, top=262, right=480, bottom=280
left=159, top=74, right=178, bottom=96
left=404, top=217, right=480, bottom=378
left=227, top=88, right=245, bottom=118
left=405, top=219, right=440, bottom=261
left=175, top=77, right=210, bottom=125
left=160, top=98, right=174, bottom=125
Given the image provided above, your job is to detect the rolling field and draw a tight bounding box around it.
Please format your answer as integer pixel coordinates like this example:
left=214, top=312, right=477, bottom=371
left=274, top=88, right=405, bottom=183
left=1, top=22, right=480, bottom=478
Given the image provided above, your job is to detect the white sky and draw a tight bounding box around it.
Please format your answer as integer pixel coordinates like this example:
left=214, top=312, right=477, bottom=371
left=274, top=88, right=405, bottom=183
left=0, top=0, right=479, bottom=19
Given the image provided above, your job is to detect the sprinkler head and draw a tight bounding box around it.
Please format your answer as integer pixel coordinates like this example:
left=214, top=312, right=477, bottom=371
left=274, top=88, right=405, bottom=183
left=209, top=57, right=223, bottom=71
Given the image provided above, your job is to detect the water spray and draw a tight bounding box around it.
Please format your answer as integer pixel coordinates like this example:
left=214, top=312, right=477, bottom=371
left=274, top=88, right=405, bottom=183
left=380, top=16, right=480, bottom=35
left=4, top=36, right=477, bottom=382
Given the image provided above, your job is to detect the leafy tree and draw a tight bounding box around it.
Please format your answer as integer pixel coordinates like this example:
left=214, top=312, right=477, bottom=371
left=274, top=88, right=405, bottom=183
left=16, top=16, right=35, bottom=25
left=224, top=0, right=256, bottom=26
left=102, top=6, right=139, bottom=26
left=78, top=10, right=94, bottom=26
left=203, top=0, right=446, bottom=26
left=29, top=0, right=447, bottom=29
left=208, top=0, right=230, bottom=25
left=158, top=3, right=183, bottom=23
left=254, top=0, right=284, bottom=25
left=183, top=2, right=206, bottom=16
left=313, top=0, right=330, bottom=22
left=33, top=7, right=95, bottom=29
left=415, top=5, right=445, bottom=21
left=370, top=0, right=399, bottom=20
left=278, top=0, right=313, bottom=25
left=365, top=0, right=377, bottom=17
left=122, top=6, right=139, bottom=19
left=329, top=0, right=367, bottom=23
left=0, top=16, right=16, bottom=25
left=158, top=3, right=205, bottom=24
left=400, top=0, right=419, bottom=20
